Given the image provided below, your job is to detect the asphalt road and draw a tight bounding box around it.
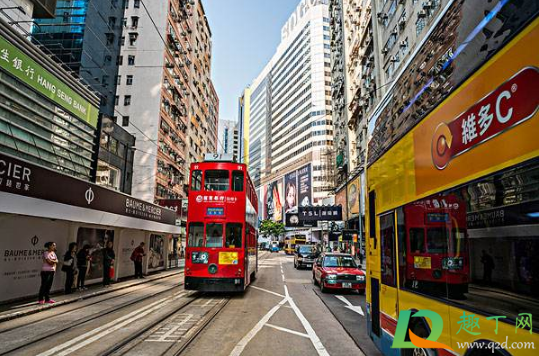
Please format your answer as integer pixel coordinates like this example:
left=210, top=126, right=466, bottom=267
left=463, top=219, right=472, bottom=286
left=0, top=251, right=381, bottom=356
left=183, top=251, right=378, bottom=356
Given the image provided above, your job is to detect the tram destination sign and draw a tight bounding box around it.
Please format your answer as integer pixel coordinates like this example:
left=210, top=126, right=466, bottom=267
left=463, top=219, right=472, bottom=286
left=0, top=152, right=176, bottom=225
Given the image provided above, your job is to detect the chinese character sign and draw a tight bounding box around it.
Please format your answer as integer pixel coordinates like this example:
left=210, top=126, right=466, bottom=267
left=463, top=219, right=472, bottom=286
left=431, top=67, right=539, bottom=170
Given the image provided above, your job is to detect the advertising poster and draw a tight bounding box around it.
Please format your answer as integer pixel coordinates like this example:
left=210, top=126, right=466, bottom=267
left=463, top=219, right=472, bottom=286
left=76, top=228, right=114, bottom=281
left=118, top=230, right=145, bottom=278
left=266, top=179, right=283, bottom=222
left=297, top=164, right=312, bottom=207
left=347, top=177, right=360, bottom=216
left=335, top=187, right=347, bottom=221
left=262, top=185, right=268, bottom=220
left=148, top=234, right=165, bottom=270
left=284, top=170, right=298, bottom=213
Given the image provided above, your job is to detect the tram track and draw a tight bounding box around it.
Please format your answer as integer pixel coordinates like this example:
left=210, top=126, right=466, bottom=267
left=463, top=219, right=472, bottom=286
left=0, top=273, right=186, bottom=355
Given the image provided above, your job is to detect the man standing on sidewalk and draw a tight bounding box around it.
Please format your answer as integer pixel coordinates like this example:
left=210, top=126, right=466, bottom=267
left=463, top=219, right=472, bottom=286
left=131, top=242, right=146, bottom=279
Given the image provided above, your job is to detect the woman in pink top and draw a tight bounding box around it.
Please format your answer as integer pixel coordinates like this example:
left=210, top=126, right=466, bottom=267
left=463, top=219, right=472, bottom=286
left=38, top=242, right=58, bottom=304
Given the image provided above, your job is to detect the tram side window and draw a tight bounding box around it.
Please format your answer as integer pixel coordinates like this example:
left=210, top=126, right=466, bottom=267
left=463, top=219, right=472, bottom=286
left=187, top=222, right=204, bottom=247
left=190, top=170, right=202, bottom=191
left=380, top=213, right=396, bottom=287
left=204, top=170, right=229, bottom=191
left=232, top=171, right=244, bottom=191
left=206, top=223, right=223, bottom=248
left=225, top=223, right=242, bottom=248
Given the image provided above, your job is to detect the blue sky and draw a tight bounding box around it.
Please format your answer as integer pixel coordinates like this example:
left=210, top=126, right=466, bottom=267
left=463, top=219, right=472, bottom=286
left=203, top=0, right=299, bottom=122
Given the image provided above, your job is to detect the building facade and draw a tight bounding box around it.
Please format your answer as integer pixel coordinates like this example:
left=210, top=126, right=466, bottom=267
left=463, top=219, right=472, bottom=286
left=237, top=87, right=250, bottom=165
left=0, top=0, right=56, bottom=35
left=248, top=0, right=335, bottom=211
left=115, top=0, right=218, bottom=203
left=217, top=119, right=239, bottom=161
left=31, top=0, right=135, bottom=194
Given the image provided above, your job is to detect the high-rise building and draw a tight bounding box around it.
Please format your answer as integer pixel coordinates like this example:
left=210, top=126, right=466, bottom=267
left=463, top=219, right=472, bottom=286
left=31, top=0, right=136, bottom=194
left=115, top=0, right=218, bottom=203
left=0, top=0, right=56, bottom=35
left=217, top=119, right=239, bottom=159
left=247, top=0, right=334, bottom=208
left=237, top=87, right=250, bottom=165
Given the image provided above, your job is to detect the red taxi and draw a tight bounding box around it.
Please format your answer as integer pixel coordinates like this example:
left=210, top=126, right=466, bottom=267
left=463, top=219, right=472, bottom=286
left=312, top=253, right=366, bottom=294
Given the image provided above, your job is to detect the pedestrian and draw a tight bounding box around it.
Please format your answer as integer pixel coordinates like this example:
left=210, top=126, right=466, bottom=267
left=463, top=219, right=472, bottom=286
left=480, top=250, right=495, bottom=284
left=62, top=242, right=77, bottom=294
left=38, top=242, right=58, bottom=304
left=103, top=241, right=115, bottom=286
left=131, top=242, right=146, bottom=278
left=76, top=245, right=90, bottom=290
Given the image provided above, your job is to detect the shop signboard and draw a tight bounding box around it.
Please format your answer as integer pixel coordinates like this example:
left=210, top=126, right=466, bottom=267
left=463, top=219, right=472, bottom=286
left=0, top=152, right=176, bottom=225
left=297, top=164, right=312, bottom=207
left=298, top=205, right=343, bottom=222
left=0, top=34, right=99, bottom=127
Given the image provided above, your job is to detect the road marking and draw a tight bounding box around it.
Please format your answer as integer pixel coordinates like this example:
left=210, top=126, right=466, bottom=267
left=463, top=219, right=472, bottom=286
left=284, top=286, right=329, bottom=356
left=146, top=314, right=194, bottom=342
left=229, top=297, right=288, bottom=356
left=281, top=274, right=285, bottom=282
left=335, top=295, right=364, bottom=316
left=250, top=285, right=285, bottom=298
left=36, top=292, right=188, bottom=356
left=265, top=323, right=310, bottom=338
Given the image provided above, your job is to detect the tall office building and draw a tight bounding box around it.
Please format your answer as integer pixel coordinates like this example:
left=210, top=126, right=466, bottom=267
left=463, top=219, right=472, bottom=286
left=247, top=0, right=334, bottom=210
left=115, top=0, right=218, bottom=203
left=217, top=119, right=239, bottom=160
left=31, top=0, right=136, bottom=194
left=237, top=87, right=250, bottom=165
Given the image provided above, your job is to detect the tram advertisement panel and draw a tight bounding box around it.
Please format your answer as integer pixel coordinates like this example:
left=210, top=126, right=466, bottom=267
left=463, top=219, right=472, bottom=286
left=413, top=19, right=539, bottom=196
left=297, top=164, right=312, bottom=207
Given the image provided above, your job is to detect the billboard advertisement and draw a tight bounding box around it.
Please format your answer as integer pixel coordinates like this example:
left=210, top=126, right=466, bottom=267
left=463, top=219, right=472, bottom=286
left=297, top=164, right=312, bottom=207
left=284, top=170, right=298, bottom=213
left=266, top=179, right=283, bottom=222
left=76, top=227, right=114, bottom=281
left=347, top=177, right=360, bottom=216
left=335, top=186, right=347, bottom=221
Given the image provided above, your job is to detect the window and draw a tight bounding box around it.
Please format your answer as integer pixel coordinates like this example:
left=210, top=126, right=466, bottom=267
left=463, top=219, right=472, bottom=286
left=134, top=0, right=140, bottom=8
left=232, top=170, right=244, bottom=191
left=96, top=160, right=121, bottom=190
left=323, top=256, right=357, bottom=268
left=129, top=32, right=138, bottom=46
left=369, top=191, right=376, bottom=240
left=116, top=75, right=121, bottom=85
left=380, top=213, right=396, bottom=286
left=204, top=170, right=229, bottom=191
left=416, top=17, right=426, bottom=35
left=190, top=170, right=202, bottom=191
left=120, top=36, right=125, bottom=46
left=121, top=17, right=127, bottom=27
left=126, top=75, right=133, bottom=85
left=427, top=228, right=448, bottom=253
left=122, top=116, right=130, bottom=127
left=124, top=95, right=131, bottom=106
left=106, top=33, right=114, bottom=46
left=128, top=55, right=135, bottom=65
left=100, top=132, right=110, bottom=149
left=187, top=222, right=204, bottom=247
left=109, top=137, right=118, bottom=154
left=114, top=95, right=119, bottom=106
left=108, top=17, right=116, bottom=28
left=226, top=223, right=242, bottom=248
left=409, top=228, right=425, bottom=252
left=206, top=223, right=223, bottom=248
left=117, top=55, right=123, bottom=65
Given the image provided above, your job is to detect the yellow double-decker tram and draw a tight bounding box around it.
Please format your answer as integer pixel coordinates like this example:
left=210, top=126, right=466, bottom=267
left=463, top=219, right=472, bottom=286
left=365, top=1, right=539, bottom=355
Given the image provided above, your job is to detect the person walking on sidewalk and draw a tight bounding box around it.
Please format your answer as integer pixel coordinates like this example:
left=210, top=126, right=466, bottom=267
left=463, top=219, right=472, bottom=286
left=38, top=242, right=58, bottom=304
left=102, top=241, right=115, bottom=286
left=62, top=242, right=77, bottom=294
left=131, top=242, right=146, bottom=279
left=76, top=245, right=90, bottom=290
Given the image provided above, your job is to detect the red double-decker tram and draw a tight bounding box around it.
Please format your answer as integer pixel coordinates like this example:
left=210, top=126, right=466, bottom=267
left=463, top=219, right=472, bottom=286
left=184, top=159, right=258, bottom=292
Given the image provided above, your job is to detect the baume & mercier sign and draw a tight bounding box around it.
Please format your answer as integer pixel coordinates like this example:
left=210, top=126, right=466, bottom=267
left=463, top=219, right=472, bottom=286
left=0, top=152, right=176, bottom=225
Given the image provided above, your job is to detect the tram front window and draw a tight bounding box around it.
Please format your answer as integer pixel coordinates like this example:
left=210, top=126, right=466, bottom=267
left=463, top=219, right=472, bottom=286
left=204, top=170, right=229, bottom=191
left=427, top=228, right=448, bottom=253
left=225, top=223, right=242, bottom=248
left=188, top=223, right=204, bottom=247
left=206, top=223, right=223, bottom=248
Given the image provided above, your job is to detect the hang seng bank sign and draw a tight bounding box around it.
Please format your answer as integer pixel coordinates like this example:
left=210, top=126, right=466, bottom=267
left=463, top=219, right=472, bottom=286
left=0, top=34, right=99, bottom=127
left=0, top=152, right=176, bottom=225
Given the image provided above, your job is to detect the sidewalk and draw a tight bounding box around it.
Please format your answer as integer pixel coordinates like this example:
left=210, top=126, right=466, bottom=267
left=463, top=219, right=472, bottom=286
left=0, top=261, right=185, bottom=323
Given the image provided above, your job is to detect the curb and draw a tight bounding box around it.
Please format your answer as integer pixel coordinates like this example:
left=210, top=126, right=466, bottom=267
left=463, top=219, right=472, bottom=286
left=0, top=268, right=184, bottom=323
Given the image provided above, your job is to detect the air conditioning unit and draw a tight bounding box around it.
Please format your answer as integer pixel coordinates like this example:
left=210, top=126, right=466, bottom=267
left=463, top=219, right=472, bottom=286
left=398, top=0, right=406, bottom=4
left=398, top=17, right=407, bottom=27
left=423, top=1, right=433, bottom=9
left=390, top=55, right=399, bottom=62
left=399, top=40, right=408, bottom=48
left=418, top=10, right=427, bottom=17
left=382, top=47, right=388, bottom=55
left=377, top=12, right=388, bottom=22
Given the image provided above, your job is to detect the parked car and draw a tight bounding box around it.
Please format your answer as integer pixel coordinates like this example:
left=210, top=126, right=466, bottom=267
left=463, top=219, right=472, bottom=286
left=294, top=244, right=318, bottom=269
left=313, top=253, right=365, bottom=294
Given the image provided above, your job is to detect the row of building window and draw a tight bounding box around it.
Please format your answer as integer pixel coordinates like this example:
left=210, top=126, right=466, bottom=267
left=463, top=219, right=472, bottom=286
left=272, top=83, right=311, bottom=120
left=272, top=140, right=333, bottom=168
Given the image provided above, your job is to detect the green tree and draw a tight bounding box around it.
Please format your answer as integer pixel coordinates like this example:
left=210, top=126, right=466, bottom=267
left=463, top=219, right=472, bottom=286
left=259, top=219, right=286, bottom=241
